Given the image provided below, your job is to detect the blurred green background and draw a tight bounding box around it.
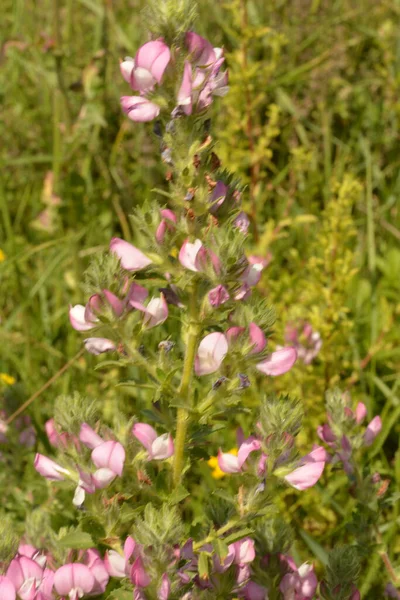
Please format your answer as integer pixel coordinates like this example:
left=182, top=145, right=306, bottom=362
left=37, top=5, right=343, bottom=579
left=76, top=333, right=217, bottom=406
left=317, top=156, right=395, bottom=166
left=1, top=0, right=400, bottom=594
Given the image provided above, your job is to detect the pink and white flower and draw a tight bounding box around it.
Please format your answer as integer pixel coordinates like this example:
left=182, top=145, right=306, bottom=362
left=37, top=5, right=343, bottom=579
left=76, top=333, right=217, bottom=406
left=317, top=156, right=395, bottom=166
left=284, top=446, right=326, bottom=491
left=195, top=332, right=228, bottom=376
left=110, top=237, right=152, bottom=271
left=132, top=423, right=174, bottom=460
left=54, top=563, right=95, bottom=600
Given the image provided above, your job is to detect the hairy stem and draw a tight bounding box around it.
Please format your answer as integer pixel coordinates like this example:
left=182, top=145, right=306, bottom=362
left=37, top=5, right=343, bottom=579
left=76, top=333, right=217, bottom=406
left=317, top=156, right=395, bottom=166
left=173, top=285, right=200, bottom=486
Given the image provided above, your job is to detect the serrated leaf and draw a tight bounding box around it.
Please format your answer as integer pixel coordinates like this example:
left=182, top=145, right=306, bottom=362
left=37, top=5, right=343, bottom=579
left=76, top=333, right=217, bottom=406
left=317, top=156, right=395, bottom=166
left=223, top=527, right=254, bottom=545
left=168, top=485, right=190, bottom=505
left=212, top=537, right=229, bottom=561
left=58, top=530, right=94, bottom=550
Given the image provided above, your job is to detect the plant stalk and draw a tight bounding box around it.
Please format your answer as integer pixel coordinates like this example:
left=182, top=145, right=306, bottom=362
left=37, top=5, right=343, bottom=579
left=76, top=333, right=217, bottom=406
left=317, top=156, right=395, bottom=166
left=173, top=285, right=200, bottom=486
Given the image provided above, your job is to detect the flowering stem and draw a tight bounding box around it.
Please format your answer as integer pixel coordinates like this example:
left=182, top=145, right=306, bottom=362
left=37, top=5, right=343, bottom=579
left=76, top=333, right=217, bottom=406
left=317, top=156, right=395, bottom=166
left=173, top=285, right=200, bottom=486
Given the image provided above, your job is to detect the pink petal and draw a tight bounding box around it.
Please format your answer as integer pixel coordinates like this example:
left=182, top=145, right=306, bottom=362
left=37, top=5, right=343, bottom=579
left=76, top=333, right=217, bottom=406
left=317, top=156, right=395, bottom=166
left=143, top=294, right=168, bottom=328
left=185, top=32, right=216, bottom=66
left=178, top=61, right=193, bottom=115
left=317, top=424, right=336, bottom=444
left=158, top=574, right=171, bottom=600
left=120, top=96, right=160, bottom=122
left=0, top=576, right=16, bottom=600
left=104, top=551, right=127, bottom=578
left=110, top=237, right=152, bottom=271
left=237, top=437, right=261, bottom=468
left=233, top=538, right=255, bottom=565
left=178, top=239, right=203, bottom=272
left=284, top=461, right=325, bottom=490
left=69, top=304, right=96, bottom=331
left=84, top=337, right=116, bottom=355
left=135, top=41, right=170, bottom=83
left=92, top=468, right=117, bottom=489
left=256, top=347, right=297, bottom=376
left=120, top=57, right=134, bottom=83
left=301, top=445, right=327, bottom=464
left=195, top=332, right=228, bottom=376
left=54, top=564, right=95, bottom=596
left=127, top=282, right=149, bottom=311
left=217, top=450, right=241, bottom=474
left=91, top=441, right=125, bottom=476
left=124, top=536, right=136, bottom=561
left=103, top=289, right=125, bottom=316
left=208, top=285, right=230, bottom=308
left=132, top=423, right=158, bottom=453
left=79, top=423, right=103, bottom=450
left=248, top=322, right=267, bottom=354
left=364, top=415, right=382, bottom=446
left=130, top=557, right=151, bottom=588
left=6, top=557, right=43, bottom=594
left=151, top=434, right=174, bottom=460
left=34, top=454, right=70, bottom=481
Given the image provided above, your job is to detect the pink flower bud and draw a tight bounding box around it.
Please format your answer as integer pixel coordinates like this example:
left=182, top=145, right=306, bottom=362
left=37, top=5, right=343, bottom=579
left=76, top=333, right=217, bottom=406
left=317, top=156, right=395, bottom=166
left=185, top=32, right=216, bottom=67
left=121, top=96, right=161, bottom=122
left=127, top=282, right=149, bottom=311
left=54, top=564, right=95, bottom=598
left=317, top=424, right=336, bottom=445
left=34, top=454, right=70, bottom=481
left=79, top=423, right=103, bottom=450
left=91, top=441, right=125, bottom=476
left=248, top=322, right=267, bottom=354
left=208, top=285, right=229, bottom=308
left=364, top=415, right=382, bottom=446
left=130, top=557, right=151, bottom=588
left=110, top=237, right=152, bottom=271
left=84, top=549, right=109, bottom=594
left=155, top=209, right=177, bottom=244
left=234, top=211, right=250, bottom=234
left=243, top=581, right=268, bottom=600
left=103, top=289, right=125, bottom=317
left=240, top=255, right=269, bottom=287
left=355, top=402, right=367, bottom=424
left=143, top=294, right=168, bottom=328
left=256, top=347, right=297, bottom=376
left=158, top=574, right=171, bottom=600
left=209, top=181, right=228, bottom=213
left=6, top=557, right=44, bottom=600
left=195, top=332, right=228, bottom=376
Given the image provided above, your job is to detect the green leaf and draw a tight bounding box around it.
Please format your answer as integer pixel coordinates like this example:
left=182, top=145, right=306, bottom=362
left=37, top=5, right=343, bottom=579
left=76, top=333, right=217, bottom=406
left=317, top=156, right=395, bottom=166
left=168, top=485, right=190, bottom=505
left=298, top=529, right=328, bottom=566
left=198, top=552, right=210, bottom=581
left=58, top=530, right=94, bottom=550
left=223, top=527, right=255, bottom=545
left=212, top=537, right=229, bottom=561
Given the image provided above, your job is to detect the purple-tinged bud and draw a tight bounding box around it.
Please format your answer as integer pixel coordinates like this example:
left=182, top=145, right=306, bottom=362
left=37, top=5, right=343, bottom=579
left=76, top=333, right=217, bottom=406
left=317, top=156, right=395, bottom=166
left=238, top=373, right=250, bottom=388
left=155, top=209, right=177, bottom=244
left=364, top=415, right=382, bottom=446
left=209, top=181, right=228, bottom=214
left=208, top=285, right=229, bottom=308
left=355, top=402, right=367, bottom=424
left=234, top=211, right=250, bottom=234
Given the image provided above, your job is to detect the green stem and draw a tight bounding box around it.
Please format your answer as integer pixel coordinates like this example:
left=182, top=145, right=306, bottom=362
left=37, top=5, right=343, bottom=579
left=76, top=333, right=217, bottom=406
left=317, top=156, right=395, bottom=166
left=172, top=285, right=200, bottom=486
left=193, top=518, right=241, bottom=551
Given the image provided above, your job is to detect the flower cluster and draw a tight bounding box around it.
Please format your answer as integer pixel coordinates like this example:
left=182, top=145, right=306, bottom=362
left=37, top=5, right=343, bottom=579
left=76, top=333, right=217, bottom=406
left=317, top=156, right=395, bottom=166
left=120, top=32, right=228, bottom=122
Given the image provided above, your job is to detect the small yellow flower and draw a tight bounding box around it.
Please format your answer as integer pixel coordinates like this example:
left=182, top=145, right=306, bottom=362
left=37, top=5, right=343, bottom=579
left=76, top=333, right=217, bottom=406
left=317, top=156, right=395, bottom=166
left=0, top=373, right=15, bottom=386
left=0, top=249, right=5, bottom=262
left=208, top=447, right=238, bottom=479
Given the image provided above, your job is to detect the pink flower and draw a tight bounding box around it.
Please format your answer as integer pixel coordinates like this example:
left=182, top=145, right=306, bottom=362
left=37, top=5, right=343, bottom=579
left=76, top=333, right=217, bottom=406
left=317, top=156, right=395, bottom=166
left=84, top=549, right=109, bottom=595
left=234, top=211, right=250, bottom=234
left=364, top=415, right=382, bottom=446
left=143, top=294, right=168, bottom=328
left=120, top=96, right=160, bottom=122
left=209, top=181, right=228, bottom=213
left=256, top=347, right=297, bottom=376
left=242, top=581, right=268, bottom=600
left=280, top=562, right=318, bottom=600
left=69, top=303, right=98, bottom=332
left=284, top=322, right=322, bottom=365
left=91, top=440, right=126, bottom=477
left=195, top=332, right=228, bottom=376
left=355, top=402, right=367, bottom=424
left=284, top=447, right=326, bottom=491
left=105, top=537, right=136, bottom=578
left=0, top=576, right=16, bottom=600
left=127, top=282, right=149, bottom=311
left=54, top=564, right=95, bottom=599
left=155, top=209, right=177, bottom=244
left=177, top=61, right=193, bottom=115
left=124, top=41, right=170, bottom=92
left=317, top=423, right=336, bottom=445
left=185, top=32, right=217, bottom=67
left=232, top=538, right=256, bottom=566
left=217, top=437, right=261, bottom=474
left=110, top=237, right=152, bottom=271
left=6, top=556, right=44, bottom=600
left=132, top=423, right=174, bottom=460
left=34, top=454, right=70, bottom=481
left=178, top=239, right=221, bottom=274
left=208, top=285, right=229, bottom=308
